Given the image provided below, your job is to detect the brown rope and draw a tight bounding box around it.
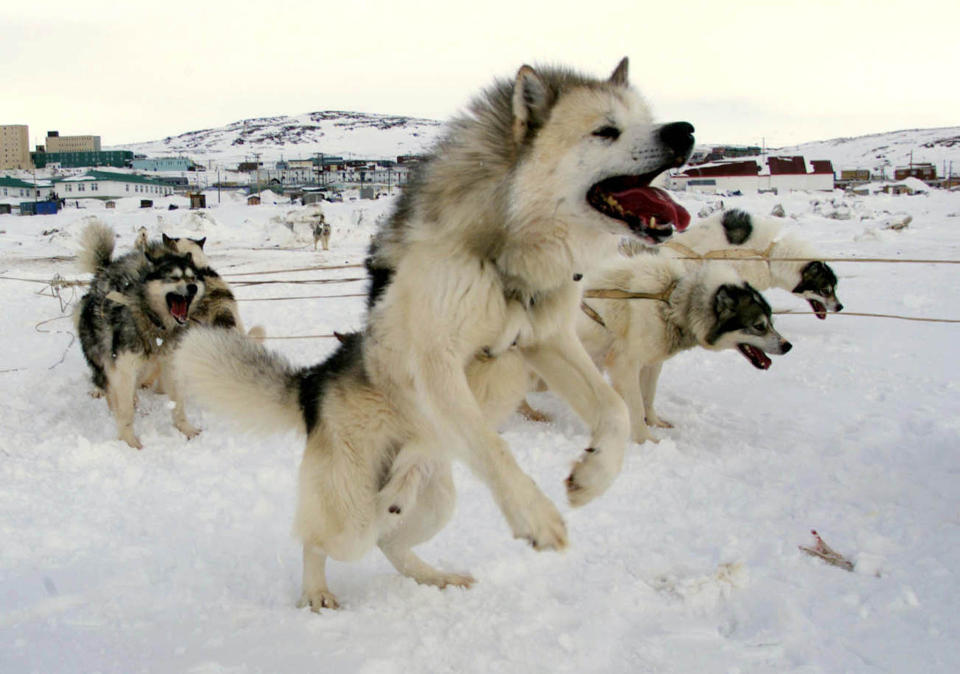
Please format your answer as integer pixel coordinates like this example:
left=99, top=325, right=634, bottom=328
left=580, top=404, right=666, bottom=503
left=230, top=276, right=367, bottom=288
left=221, top=262, right=365, bottom=278
left=236, top=293, right=368, bottom=302
left=774, top=309, right=960, bottom=324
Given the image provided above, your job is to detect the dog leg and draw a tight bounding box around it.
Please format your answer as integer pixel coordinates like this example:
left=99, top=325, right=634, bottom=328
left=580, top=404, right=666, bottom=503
left=160, top=358, right=200, bottom=439
left=380, top=542, right=475, bottom=590
left=412, top=356, right=567, bottom=550
left=606, top=351, right=658, bottom=444
left=297, top=545, right=339, bottom=611
left=109, top=352, right=143, bottom=449
left=640, top=363, right=673, bottom=429
left=522, top=329, right=630, bottom=507
left=378, top=456, right=474, bottom=589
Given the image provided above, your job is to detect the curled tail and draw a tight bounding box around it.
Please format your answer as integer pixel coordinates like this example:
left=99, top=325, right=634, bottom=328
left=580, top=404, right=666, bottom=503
left=76, top=221, right=116, bottom=274
left=175, top=328, right=305, bottom=435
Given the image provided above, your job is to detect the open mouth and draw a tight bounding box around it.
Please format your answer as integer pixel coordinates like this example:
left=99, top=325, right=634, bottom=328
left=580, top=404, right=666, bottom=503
left=587, top=170, right=690, bottom=244
left=166, top=293, right=191, bottom=325
left=738, top=343, right=772, bottom=370
left=808, top=299, right=827, bottom=320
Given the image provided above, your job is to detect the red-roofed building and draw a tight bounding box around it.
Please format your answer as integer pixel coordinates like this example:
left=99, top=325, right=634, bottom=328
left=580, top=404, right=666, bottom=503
left=669, top=156, right=834, bottom=194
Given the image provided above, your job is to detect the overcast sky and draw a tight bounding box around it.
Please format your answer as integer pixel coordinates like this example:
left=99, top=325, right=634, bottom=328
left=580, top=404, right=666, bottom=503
left=5, top=0, right=958, bottom=149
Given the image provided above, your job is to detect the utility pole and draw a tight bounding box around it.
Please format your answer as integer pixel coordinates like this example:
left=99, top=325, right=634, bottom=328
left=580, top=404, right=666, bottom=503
left=253, top=152, right=261, bottom=195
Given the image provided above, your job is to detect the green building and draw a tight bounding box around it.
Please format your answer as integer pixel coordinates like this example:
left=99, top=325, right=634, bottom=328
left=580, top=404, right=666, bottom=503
left=31, top=150, right=133, bottom=169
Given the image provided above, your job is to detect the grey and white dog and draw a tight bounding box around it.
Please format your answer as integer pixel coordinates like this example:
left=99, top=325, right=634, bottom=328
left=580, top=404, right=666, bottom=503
left=76, top=222, right=205, bottom=448
left=176, top=58, right=695, bottom=608
left=578, top=255, right=791, bottom=444
left=666, top=209, right=844, bottom=318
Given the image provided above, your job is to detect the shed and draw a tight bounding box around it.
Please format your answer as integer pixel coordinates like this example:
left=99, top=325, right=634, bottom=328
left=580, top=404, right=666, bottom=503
left=105, top=200, right=116, bottom=209
left=247, top=195, right=261, bottom=206
left=0, top=204, right=12, bottom=215
left=189, top=193, right=207, bottom=209
left=140, top=200, right=153, bottom=208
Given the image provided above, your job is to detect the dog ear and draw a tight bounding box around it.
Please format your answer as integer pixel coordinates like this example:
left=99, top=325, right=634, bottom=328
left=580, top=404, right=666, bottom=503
left=512, top=65, right=549, bottom=145
left=609, top=57, right=629, bottom=86
left=191, top=237, right=206, bottom=250
left=162, top=233, right=176, bottom=250
left=714, top=285, right=737, bottom=319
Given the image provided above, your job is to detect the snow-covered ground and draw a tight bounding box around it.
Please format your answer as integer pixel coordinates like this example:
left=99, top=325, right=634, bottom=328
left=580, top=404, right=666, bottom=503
left=1, top=186, right=958, bottom=673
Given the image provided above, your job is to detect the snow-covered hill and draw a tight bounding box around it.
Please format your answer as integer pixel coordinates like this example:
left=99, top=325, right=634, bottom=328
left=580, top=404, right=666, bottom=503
left=114, top=111, right=445, bottom=166
left=112, top=111, right=960, bottom=179
left=778, top=126, right=960, bottom=175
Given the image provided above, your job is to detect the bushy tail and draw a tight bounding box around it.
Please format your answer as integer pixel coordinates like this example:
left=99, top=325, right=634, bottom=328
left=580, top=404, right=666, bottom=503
left=76, top=221, right=116, bottom=274
left=175, top=328, right=305, bottom=435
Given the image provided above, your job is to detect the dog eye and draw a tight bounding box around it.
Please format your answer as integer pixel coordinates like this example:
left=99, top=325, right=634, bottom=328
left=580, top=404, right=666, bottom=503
left=592, top=125, right=621, bottom=140
left=754, top=322, right=766, bottom=332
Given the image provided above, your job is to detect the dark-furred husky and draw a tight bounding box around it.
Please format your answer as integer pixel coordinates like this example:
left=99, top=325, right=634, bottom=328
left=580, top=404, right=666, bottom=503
left=76, top=222, right=205, bottom=448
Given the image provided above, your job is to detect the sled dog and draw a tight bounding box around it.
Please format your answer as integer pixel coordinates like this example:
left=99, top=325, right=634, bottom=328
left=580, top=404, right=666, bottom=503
left=312, top=216, right=331, bottom=251
left=664, top=209, right=843, bottom=318
left=135, top=229, right=263, bottom=339
left=579, top=255, right=792, bottom=443
left=76, top=222, right=206, bottom=448
left=176, top=58, right=695, bottom=608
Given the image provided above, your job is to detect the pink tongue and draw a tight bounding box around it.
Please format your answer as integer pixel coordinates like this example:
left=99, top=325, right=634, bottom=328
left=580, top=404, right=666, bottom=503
left=610, top=186, right=690, bottom=231
left=171, top=297, right=187, bottom=321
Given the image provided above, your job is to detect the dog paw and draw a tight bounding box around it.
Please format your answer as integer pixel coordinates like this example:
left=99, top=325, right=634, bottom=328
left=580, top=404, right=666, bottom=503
left=566, top=449, right=618, bottom=507
left=297, top=590, right=340, bottom=611
left=646, top=416, right=674, bottom=429
left=506, top=489, right=568, bottom=551
left=176, top=421, right=202, bottom=439
left=430, top=572, right=476, bottom=590
left=120, top=432, right=143, bottom=450
left=632, top=429, right=659, bottom=444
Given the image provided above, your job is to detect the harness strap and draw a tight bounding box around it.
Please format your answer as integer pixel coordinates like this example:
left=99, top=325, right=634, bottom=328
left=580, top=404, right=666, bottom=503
left=580, top=280, right=678, bottom=329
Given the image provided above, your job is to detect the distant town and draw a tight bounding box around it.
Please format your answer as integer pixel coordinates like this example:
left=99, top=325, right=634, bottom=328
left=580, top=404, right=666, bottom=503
left=0, top=124, right=422, bottom=213
left=2, top=123, right=958, bottom=216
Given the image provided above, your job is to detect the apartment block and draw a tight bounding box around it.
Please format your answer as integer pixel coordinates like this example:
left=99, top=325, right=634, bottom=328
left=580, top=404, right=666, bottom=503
left=0, top=124, right=33, bottom=170
left=45, top=130, right=101, bottom=153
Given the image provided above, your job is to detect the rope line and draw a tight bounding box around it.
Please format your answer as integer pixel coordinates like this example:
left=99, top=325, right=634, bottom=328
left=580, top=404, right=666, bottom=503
left=773, top=309, right=960, bottom=324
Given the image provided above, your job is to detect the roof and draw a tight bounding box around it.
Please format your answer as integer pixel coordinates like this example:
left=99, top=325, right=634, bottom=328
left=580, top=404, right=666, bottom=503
left=79, top=170, right=169, bottom=186
left=0, top=176, right=36, bottom=189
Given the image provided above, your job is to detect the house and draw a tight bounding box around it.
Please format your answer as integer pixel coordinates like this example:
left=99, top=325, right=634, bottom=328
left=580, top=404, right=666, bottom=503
left=894, top=163, right=937, bottom=182
left=0, top=176, right=41, bottom=202
left=669, top=156, right=834, bottom=194
left=55, top=170, right=176, bottom=199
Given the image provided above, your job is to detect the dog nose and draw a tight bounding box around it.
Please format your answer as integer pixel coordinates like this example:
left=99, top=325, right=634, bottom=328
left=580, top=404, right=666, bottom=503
left=187, top=283, right=198, bottom=297
left=835, top=303, right=844, bottom=312
left=781, top=340, right=793, bottom=354
left=659, top=122, right=695, bottom=161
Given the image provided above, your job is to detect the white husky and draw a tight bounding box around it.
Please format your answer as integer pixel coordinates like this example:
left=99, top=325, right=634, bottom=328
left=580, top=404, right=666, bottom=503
left=578, top=254, right=792, bottom=443
left=177, top=58, right=696, bottom=608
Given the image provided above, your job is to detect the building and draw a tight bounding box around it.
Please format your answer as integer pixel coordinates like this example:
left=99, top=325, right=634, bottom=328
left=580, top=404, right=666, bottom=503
left=894, top=163, right=937, bottom=182
left=44, top=131, right=101, bottom=153
left=0, top=176, right=41, bottom=202
left=55, top=170, right=176, bottom=200
left=31, top=150, right=133, bottom=168
left=132, top=157, right=194, bottom=172
left=0, top=125, right=32, bottom=170
left=669, top=156, right=834, bottom=194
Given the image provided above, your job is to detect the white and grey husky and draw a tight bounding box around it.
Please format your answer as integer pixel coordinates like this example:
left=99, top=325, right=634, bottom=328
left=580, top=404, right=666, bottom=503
left=176, top=58, right=695, bottom=608
left=578, top=255, right=792, bottom=443
left=664, top=209, right=843, bottom=318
